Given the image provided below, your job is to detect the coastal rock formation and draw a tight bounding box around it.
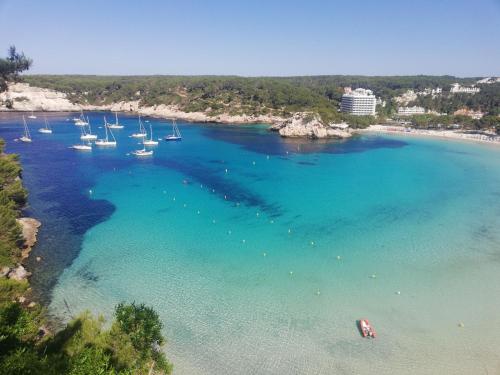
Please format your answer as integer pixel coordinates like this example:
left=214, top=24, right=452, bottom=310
left=17, top=217, right=41, bottom=260
left=0, top=266, right=10, bottom=278
left=8, top=265, right=31, bottom=281
left=273, top=113, right=352, bottom=139
left=0, top=83, right=352, bottom=139
left=0, top=83, right=80, bottom=111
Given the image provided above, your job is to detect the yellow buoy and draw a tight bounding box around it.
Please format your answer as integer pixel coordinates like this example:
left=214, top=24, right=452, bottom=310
left=263, top=252, right=267, bottom=257
left=336, top=255, right=341, bottom=260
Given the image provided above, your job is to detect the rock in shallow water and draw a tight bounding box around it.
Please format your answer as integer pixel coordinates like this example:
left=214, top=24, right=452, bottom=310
left=275, top=112, right=352, bottom=139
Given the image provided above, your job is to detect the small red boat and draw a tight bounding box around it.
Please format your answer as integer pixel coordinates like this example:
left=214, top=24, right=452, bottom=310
left=358, top=319, right=376, bottom=338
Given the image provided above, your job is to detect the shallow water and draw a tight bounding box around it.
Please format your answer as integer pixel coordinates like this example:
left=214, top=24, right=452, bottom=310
left=2, top=112, right=500, bottom=374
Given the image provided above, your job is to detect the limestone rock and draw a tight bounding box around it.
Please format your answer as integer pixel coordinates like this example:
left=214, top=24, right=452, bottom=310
left=276, top=113, right=352, bottom=139
left=8, top=265, right=31, bottom=281
left=17, top=217, right=41, bottom=259
left=0, top=266, right=10, bottom=278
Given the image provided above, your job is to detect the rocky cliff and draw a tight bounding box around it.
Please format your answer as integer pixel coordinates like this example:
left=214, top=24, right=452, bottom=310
left=1, top=83, right=350, bottom=139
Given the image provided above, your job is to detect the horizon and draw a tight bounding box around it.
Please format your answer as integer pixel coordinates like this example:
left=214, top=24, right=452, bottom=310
left=19, top=73, right=492, bottom=79
left=1, top=0, right=500, bottom=77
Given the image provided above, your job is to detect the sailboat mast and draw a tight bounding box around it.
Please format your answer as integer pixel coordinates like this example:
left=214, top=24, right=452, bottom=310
left=104, top=117, right=109, bottom=141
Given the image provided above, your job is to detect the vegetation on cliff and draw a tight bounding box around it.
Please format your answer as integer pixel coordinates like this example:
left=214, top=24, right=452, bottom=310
left=0, top=46, right=33, bottom=94
left=0, top=138, right=172, bottom=374
left=23, top=74, right=499, bottom=129
left=1, top=47, right=173, bottom=374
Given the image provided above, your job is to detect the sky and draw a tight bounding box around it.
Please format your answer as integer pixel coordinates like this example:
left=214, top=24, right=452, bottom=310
left=0, top=0, right=499, bottom=77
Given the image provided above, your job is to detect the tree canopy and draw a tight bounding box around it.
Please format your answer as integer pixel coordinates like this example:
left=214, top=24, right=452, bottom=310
left=0, top=46, right=33, bottom=92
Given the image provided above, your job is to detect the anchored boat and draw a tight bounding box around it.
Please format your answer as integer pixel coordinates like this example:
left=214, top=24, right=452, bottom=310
left=20, top=116, right=32, bottom=142
left=164, top=119, right=181, bottom=141
left=358, top=319, right=376, bottom=338
left=80, top=118, right=97, bottom=141
left=143, top=123, right=158, bottom=146
left=38, top=116, right=53, bottom=134
left=107, top=112, right=124, bottom=129
left=95, top=117, right=117, bottom=147
left=131, top=116, right=147, bottom=138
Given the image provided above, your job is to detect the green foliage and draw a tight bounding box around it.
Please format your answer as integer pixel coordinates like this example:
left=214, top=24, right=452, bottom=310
left=0, top=303, right=172, bottom=375
left=0, top=141, right=26, bottom=267
left=0, top=46, right=32, bottom=91
left=409, top=82, right=500, bottom=116
left=0, top=279, right=28, bottom=304
left=114, top=302, right=163, bottom=355
left=68, top=346, right=116, bottom=375
left=340, top=114, right=378, bottom=129
left=24, top=74, right=498, bottom=129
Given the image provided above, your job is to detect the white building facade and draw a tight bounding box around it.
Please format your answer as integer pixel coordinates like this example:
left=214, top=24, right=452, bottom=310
left=340, top=88, right=376, bottom=116
left=397, top=106, right=426, bottom=116
left=450, top=83, right=480, bottom=94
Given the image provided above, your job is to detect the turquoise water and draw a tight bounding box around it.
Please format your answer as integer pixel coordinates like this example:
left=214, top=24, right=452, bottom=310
left=2, top=113, right=500, bottom=374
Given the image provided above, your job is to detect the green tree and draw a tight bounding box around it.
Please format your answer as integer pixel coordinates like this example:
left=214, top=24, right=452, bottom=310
left=0, top=46, right=33, bottom=92
left=114, top=302, right=163, bottom=355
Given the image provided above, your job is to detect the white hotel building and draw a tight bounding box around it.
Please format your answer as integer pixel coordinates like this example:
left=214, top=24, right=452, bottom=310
left=341, top=88, right=376, bottom=116
left=450, top=83, right=480, bottom=94
left=397, top=106, right=426, bottom=116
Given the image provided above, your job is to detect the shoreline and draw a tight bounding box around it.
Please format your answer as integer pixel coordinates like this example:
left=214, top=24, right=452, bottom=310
left=3, top=110, right=499, bottom=147
left=357, top=124, right=500, bottom=147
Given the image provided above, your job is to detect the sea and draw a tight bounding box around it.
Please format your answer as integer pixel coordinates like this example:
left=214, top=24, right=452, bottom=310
left=1, top=112, right=500, bottom=374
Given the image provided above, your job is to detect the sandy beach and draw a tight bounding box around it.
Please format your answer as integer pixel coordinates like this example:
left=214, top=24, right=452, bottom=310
left=358, top=124, right=500, bottom=146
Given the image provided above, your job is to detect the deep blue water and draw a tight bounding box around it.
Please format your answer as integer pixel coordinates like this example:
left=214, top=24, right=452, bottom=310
left=2, top=112, right=500, bottom=374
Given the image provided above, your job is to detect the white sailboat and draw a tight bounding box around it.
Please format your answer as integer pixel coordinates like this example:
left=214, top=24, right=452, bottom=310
left=131, top=116, right=147, bottom=138
left=107, top=112, right=124, bottom=129
left=38, top=116, right=53, bottom=134
left=143, top=123, right=159, bottom=146
left=20, top=116, right=32, bottom=142
left=28, top=111, right=37, bottom=119
left=95, top=117, right=117, bottom=147
left=74, top=111, right=88, bottom=126
left=71, top=127, right=92, bottom=150
left=80, top=117, right=97, bottom=141
left=164, top=119, right=181, bottom=141
left=132, top=141, right=153, bottom=156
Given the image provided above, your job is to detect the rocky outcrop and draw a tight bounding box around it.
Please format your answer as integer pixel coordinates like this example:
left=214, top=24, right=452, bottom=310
left=272, top=113, right=352, bottom=139
left=1, top=83, right=352, bottom=139
left=8, top=265, right=31, bottom=281
left=0, top=83, right=80, bottom=111
left=17, top=217, right=41, bottom=260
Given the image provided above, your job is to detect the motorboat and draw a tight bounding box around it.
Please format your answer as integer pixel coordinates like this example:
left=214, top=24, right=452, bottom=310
left=358, top=319, right=376, bottom=338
